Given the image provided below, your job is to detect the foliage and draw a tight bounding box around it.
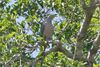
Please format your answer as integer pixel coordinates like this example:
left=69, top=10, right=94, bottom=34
left=0, top=0, right=100, bottom=67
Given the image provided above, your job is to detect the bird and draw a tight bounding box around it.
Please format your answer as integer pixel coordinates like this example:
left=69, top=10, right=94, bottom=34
left=39, top=14, right=56, bottom=65
left=41, top=14, right=56, bottom=41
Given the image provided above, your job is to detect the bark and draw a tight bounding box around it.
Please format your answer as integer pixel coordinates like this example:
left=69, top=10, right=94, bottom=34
left=74, top=0, right=96, bottom=61
left=85, top=33, right=100, bottom=67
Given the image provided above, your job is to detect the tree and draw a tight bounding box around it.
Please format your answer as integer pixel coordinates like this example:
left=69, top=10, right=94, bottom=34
left=0, top=0, right=100, bottom=67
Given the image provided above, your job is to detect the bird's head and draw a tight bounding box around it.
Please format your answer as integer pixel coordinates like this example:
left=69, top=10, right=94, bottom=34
left=48, top=14, right=57, bottom=19
left=46, top=14, right=57, bottom=23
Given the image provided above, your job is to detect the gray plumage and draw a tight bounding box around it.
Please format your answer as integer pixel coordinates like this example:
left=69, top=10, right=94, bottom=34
left=41, top=14, right=56, bottom=41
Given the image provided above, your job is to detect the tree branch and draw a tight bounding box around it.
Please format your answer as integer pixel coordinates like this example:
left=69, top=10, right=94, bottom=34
left=86, top=33, right=100, bottom=65
left=90, top=0, right=96, bottom=7
left=45, top=40, right=74, bottom=59
left=74, top=0, right=96, bottom=60
left=45, top=46, right=58, bottom=56
left=6, top=54, right=20, bottom=65
left=58, top=45, right=73, bottom=59
left=81, top=0, right=87, bottom=11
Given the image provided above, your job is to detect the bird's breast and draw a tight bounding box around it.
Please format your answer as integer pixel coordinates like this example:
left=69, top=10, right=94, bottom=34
left=43, top=23, right=54, bottom=39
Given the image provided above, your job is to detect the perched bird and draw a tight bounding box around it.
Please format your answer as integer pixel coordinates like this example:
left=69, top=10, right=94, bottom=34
left=41, top=14, right=56, bottom=41
left=39, top=14, right=56, bottom=66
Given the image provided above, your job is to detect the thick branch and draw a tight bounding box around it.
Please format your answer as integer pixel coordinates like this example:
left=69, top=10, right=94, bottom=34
left=81, top=0, right=87, bottom=10
left=31, top=41, right=74, bottom=67
left=45, top=46, right=58, bottom=56
left=31, top=46, right=58, bottom=67
left=75, top=0, right=96, bottom=60
left=50, top=40, right=73, bottom=59
left=87, top=33, right=100, bottom=63
left=90, top=0, right=96, bottom=7
left=58, top=45, right=73, bottom=59
left=93, top=33, right=100, bottom=49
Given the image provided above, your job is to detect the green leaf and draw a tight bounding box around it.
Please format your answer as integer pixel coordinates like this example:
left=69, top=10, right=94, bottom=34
left=6, top=32, right=16, bottom=39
